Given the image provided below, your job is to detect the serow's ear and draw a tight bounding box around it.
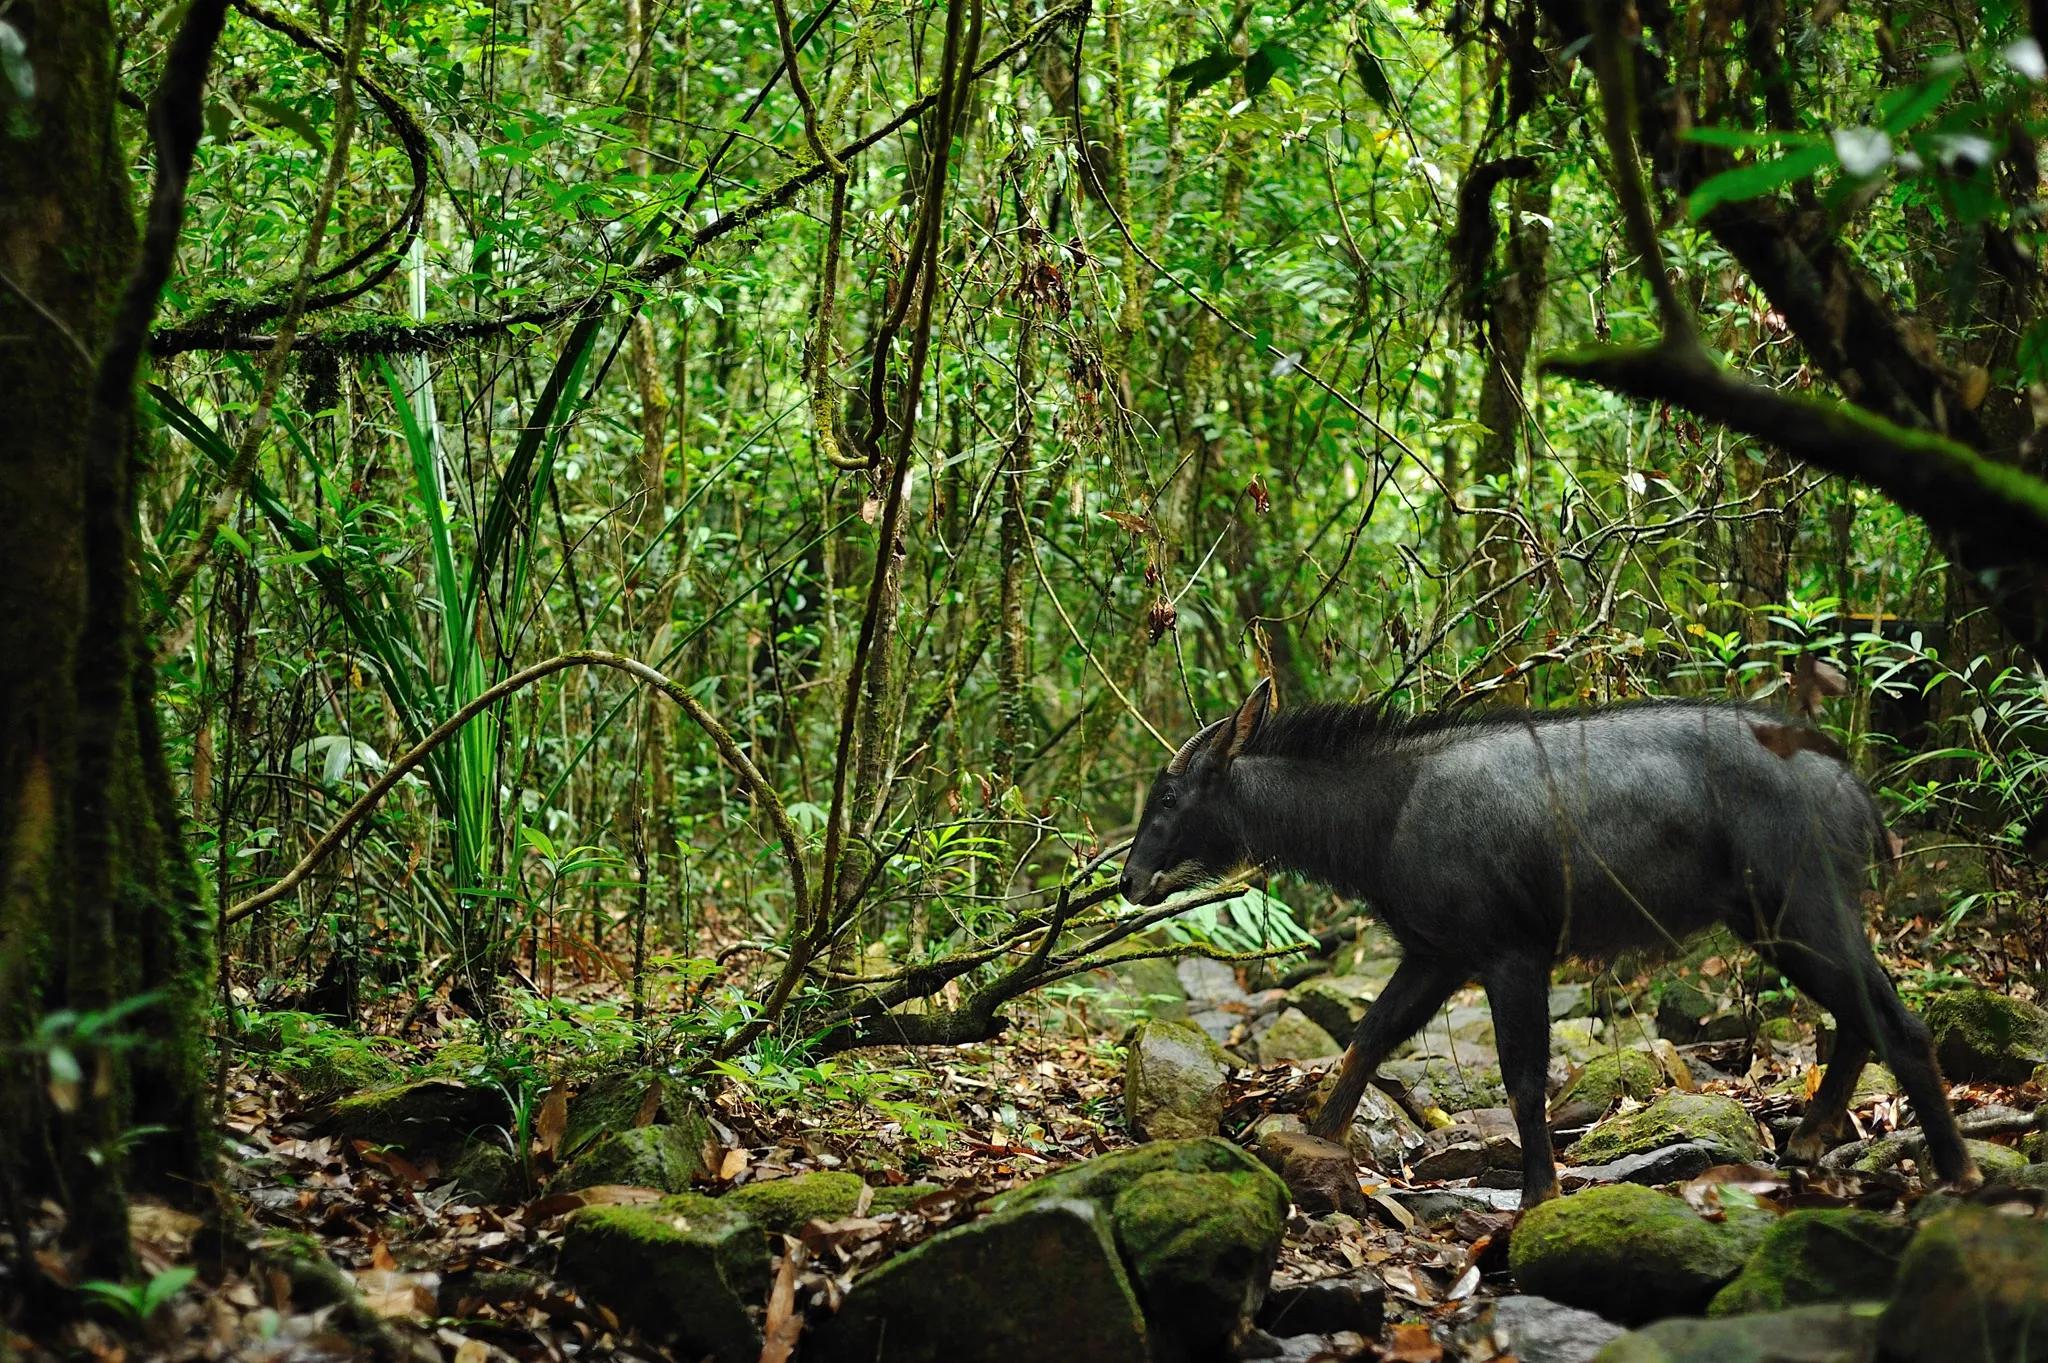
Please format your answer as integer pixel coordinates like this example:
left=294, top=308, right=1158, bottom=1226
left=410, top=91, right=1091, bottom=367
left=1220, top=677, right=1276, bottom=764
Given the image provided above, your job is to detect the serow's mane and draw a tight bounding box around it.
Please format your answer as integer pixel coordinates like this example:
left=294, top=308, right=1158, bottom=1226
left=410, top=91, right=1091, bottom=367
left=1234, top=696, right=1740, bottom=765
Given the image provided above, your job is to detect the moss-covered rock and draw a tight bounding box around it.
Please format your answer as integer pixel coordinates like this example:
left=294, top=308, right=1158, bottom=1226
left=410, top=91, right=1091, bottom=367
left=1924, top=989, right=2048, bottom=1084
left=557, top=1198, right=767, bottom=1362
left=1126, top=1018, right=1230, bottom=1141
left=325, top=1079, right=510, bottom=1157
left=1877, top=1204, right=2048, bottom=1363
left=1256, top=1008, right=1342, bottom=1064
left=1708, top=1210, right=1911, bottom=1316
left=248, top=1016, right=399, bottom=1101
left=1382, top=1055, right=1509, bottom=1115
left=809, top=1198, right=1151, bottom=1363
left=1595, top=1303, right=1884, bottom=1363
left=1097, top=957, right=1192, bottom=1023
left=549, top=1123, right=708, bottom=1194
left=1556, top=1050, right=1663, bottom=1117
left=992, top=1136, right=1282, bottom=1214
left=1829, top=1132, right=2026, bottom=1183
left=1510, top=1184, right=1770, bottom=1323
left=562, top=1070, right=704, bottom=1160
left=448, top=1140, right=523, bottom=1204
left=1570, top=1091, right=1762, bottom=1166
left=1291, top=975, right=1377, bottom=1040
left=719, top=1171, right=933, bottom=1231
left=1112, top=1169, right=1286, bottom=1362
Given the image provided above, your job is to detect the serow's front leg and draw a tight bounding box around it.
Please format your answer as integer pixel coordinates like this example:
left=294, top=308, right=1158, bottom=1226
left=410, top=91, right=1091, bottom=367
left=1308, top=955, right=1468, bottom=1144
left=1484, top=955, right=1561, bottom=1207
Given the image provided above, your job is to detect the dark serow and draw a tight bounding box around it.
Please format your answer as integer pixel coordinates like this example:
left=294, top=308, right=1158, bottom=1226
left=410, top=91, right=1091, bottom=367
left=1122, top=680, right=1980, bottom=1207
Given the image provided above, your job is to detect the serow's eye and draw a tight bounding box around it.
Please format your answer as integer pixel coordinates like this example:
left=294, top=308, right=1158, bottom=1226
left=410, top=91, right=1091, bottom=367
left=1158, top=789, right=1179, bottom=810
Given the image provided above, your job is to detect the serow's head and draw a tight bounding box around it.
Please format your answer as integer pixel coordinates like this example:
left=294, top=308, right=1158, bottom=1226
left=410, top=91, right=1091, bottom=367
left=1120, top=680, right=1275, bottom=905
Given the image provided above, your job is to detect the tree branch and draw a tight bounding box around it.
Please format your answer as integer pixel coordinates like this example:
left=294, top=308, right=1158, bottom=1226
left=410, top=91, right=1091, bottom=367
left=1544, top=342, right=2048, bottom=562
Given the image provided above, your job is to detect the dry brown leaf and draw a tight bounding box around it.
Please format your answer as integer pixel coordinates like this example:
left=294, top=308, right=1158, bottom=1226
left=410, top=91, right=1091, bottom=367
left=535, top=1087, right=569, bottom=1157
left=1385, top=1321, right=1442, bottom=1362
left=719, top=1147, right=752, bottom=1181
left=759, top=1239, right=804, bottom=1363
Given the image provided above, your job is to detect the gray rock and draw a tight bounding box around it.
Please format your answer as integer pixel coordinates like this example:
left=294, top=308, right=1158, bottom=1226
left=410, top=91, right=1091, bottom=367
left=1235, top=1329, right=1371, bottom=1361
left=1410, top=1139, right=1489, bottom=1182
left=1570, top=1091, right=1763, bottom=1166
left=1560, top=1141, right=1735, bottom=1190
left=1125, top=1019, right=1230, bottom=1140
left=1254, top=1130, right=1365, bottom=1216
left=1256, top=1272, right=1386, bottom=1338
left=1483, top=1295, right=1628, bottom=1363
left=1179, top=958, right=1245, bottom=1006
left=1257, top=1009, right=1342, bottom=1064
left=1384, top=1186, right=1522, bottom=1223
left=810, top=1198, right=1151, bottom=1363
left=324, top=1080, right=511, bottom=1158
left=1291, top=975, right=1377, bottom=1039
left=1594, top=1303, right=1881, bottom=1362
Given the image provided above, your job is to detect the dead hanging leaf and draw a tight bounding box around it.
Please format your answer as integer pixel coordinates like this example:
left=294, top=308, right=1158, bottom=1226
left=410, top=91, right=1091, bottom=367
left=1751, top=720, right=1847, bottom=762
left=1146, top=598, right=1177, bottom=645
left=1245, top=477, right=1271, bottom=514
left=1102, top=509, right=1155, bottom=536
left=535, top=1087, right=569, bottom=1158
left=1790, top=654, right=1849, bottom=719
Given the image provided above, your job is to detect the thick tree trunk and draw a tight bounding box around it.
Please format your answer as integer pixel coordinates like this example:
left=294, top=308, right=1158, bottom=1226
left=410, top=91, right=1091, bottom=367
left=0, top=0, right=213, bottom=1274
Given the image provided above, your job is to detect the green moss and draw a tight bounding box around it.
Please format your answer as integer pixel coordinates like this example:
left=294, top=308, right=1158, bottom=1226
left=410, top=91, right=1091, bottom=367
left=990, top=1136, right=1283, bottom=1214
left=1510, top=1184, right=1764, bottom=1324
left=1925, top=989, right=2048, bottom=1084
left=1126, top=1018, right=1230, bottom=1141
left=1878, top=1204, right=2048, bottom=1363
left=1708, top=1209, right=1911, bottom=1316
left=1570, top=1091, right=1762, bottom=1165
left=726, top=1172, right=867, bottom=1231
left=1594, top=1303, right=1884, bottom=1363
left=326, top=1079, right=510, bottom=1155
left=558, top=1200, right=767, bottom=1362
left=808, top=1198, right=1150, bottom=1363
left=562, top=1070, right=702, bottom=1159
left=1112, top=1170, right=1286, bottom=1360
left=550, top=1124, right=708, bottom=1194
left=448, top=1140, right=523, bottom=1204
left=1557, top=1050, right=1662, bottom=1115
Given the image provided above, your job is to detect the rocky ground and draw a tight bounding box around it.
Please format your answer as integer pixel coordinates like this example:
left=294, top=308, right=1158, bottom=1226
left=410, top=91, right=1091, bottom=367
left=14, top=877, right=2048, bottom=1363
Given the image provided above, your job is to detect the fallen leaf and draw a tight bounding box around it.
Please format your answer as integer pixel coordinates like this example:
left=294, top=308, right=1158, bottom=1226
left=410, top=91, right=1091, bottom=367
left=719, top=1147, right=751, bottom=1181
left=535, top=1087, right=569, bottom=1157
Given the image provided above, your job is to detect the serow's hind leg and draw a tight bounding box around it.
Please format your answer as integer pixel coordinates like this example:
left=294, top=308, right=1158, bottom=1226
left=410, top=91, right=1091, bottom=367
left=1758, top=911, right=1980, bottom=1189
left=1308, top=955, right=1468, bottom=1144
left=1782, top=1030, right=1871, bottom=1166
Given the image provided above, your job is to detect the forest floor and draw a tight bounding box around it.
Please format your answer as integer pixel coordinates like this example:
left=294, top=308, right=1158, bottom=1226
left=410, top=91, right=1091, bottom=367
left=13, top=847, right=2048, bottom=1362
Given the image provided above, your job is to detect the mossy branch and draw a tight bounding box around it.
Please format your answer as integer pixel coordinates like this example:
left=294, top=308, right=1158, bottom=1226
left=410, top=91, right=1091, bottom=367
left=224, top=652, right=806, bottom=928
left=1543, top=341, right=2048, bottom=561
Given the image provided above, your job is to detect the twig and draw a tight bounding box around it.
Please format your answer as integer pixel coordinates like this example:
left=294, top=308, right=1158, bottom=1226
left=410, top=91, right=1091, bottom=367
left=223, top=651, right=806, bottom=928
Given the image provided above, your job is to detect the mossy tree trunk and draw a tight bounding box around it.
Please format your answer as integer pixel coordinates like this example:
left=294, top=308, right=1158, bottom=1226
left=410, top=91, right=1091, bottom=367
left=0, top=0, right=214, bottom=1274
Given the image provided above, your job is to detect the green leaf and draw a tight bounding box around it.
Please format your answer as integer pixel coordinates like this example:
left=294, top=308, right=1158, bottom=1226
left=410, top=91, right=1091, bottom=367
left=1245, top=43, right=1298, bottom=99
left=1169, top=48, right=1241, bottom=97
left=1686, top=142, right=1836, bottom=218
left=1685, top=126, right=1823, bottom=151
left=0, top=20, right=34, bottom=101
left=142, top=1267, right=198, bottom=1317
left=247, top=97, right=326, bottom=152
left=1351, top=43, right=1395, bottom=110
left=1876, top=65, right=1964, bottom=134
